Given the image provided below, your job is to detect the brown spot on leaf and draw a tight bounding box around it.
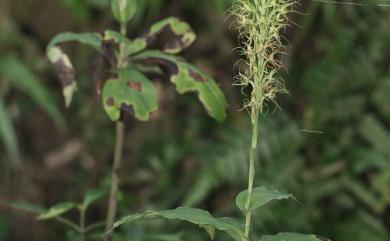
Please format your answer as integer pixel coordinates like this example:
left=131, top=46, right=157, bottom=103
left=135, top=57, right=179, bottom=76
left=127, top=81, right=142, bottom=92
left=143, top=25, right=190, bottom=53
left=106, top=96, right=115, bottom=106
left=189, top=69, right=206, bottom=82
left=54, top=59, right=75, bottom=87
left=120, top=103, right=134, bottom=115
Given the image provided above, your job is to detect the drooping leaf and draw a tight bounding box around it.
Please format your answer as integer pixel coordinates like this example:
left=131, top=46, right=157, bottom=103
left=102, top=67, right=158, bottom=121
left=138, top=17, right=196, bottom=54
left=0, top=98, right=20, bottom=167
left=47, top=32, right=102, bottom=51
left=47, top=32, right=102, bottom=106
left=0, top=55, right=65, bottom=128
left=82, top=190, right=107, bottom=209
left=112, top=207, right=244, bottom=241
left=37, top=202, right=76, bottom=220
left=236, top=186, right=294, bottom=212
left=259, top=233, right=331, bottom=241
left=132, top=50, right=227, bottom=123
left=47, top=47, right=77, bottom=107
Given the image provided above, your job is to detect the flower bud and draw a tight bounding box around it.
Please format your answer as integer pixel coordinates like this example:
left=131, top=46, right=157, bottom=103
left=111, top=0, right=137, bottom=25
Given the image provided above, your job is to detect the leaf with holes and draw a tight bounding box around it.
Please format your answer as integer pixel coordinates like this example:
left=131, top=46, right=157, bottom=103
left=259, top=233, right=331, bottom=241
left=47, top=32, right=102, bottom=107
left=132, top=50, right=227, bottom=123
left=37, top=202, right=76, bottom=220
left=102, top=68, right=158, bottom=121
left=236, top=186, right=294, bottom=212
left=111, top=207, right=244, bottom=241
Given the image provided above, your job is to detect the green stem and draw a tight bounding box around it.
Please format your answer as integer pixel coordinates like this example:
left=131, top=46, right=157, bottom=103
left=104, top=121, right=125, bottom=241
left=56, top=216, right=82, bottom=233
left=243, top=106, right=260, bottom=241
left=80, top=208, right=86, bottom=241
left=104, top=22, right=128, bottom=241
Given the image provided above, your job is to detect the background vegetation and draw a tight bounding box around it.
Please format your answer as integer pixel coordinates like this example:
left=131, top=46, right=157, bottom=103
left=1, top=0, right=389, bottom=241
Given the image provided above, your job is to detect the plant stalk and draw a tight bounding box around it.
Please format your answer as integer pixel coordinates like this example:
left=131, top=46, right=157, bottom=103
left=104, top=121, right=125, bottom=240
left=80, top=208, right=86, bottom=241
left=243, top=106, right=260, bottom=241
left=104, top=23, right=127, bottom=240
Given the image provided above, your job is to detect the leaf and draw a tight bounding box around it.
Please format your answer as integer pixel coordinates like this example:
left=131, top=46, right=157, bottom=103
left=7, top=202, right=46, bottom=214
left=236, top=186, right=294, bottom=212
left=82, top=190, right=107, bottom=209
left=37, top=202, right=76, bottom=220
left=47, top=32, right=102, bottom=106
left=0, top=55, right=65, bottom=129
left=140, top=17, right=196, bottom=54
left=259, top=233, right=331, bottom=241
left=102, top=67, right=158, bottom=121
left=132, top=50, right=227, bottom=123
left=112, top=207, right=244, bottom=241
left=146, top=233, right=184, bottom=241
left=47, top=32, right=102, bottom=51
left=0, top=98, right=20, bottom=167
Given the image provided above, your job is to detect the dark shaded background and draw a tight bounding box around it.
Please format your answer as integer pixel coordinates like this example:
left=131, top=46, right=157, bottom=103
left=1, top=0, right=390, bottom=241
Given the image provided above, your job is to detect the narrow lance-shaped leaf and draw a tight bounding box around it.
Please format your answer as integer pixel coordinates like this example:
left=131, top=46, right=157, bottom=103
left=132, top=50, right=227, bottom=123
left=128, top=17, right=196, bottom=55
left=0, top=98, right=20, bottom=167
left=37, top=202, right=76, bottom=220
left=259, top=233, right=331, bottom=241
left=0, top=55, right=65, bottom=128
left=236, top=186, right=294, bottom=212
left=102, top=68, right=158, bottom=121
left=47, top=32, right=102, bottom=107
left=111, top=207, right=244, bottom=241
left=82, top=190, right=107, bottom=210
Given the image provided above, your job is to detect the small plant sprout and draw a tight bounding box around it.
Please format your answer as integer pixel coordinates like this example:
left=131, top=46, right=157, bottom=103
left=45, top=0, right=227, bottom=240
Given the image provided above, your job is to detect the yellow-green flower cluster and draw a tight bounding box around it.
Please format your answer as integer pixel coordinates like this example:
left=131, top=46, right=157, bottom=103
left=232, top=0, right=296, bottom=112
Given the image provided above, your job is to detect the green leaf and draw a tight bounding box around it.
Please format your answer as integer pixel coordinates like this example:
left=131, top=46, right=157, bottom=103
left=0, top=55, right=65, bottom=129
left=47, top=32, right=102, bottom=51
left=47, top=32, right=102, bottom=107
left=6, top=202, right=46, bottom=214
left=259, top=233, right=330, bottom=241
left=142, top=17, right=196, bottom=54
left=146, top=233, right=184, bottom=241
left=132, top=50, right=227, bottom=123
left=37, top=202, right=76, bottom=220
left=82, top=190, right=107, bottom=209
left=102, top=67, right=158, bottom=121
left=0, top=98, right=20, bottom=167
left=113, top=207, right=244, bottom=241
left=111, top=0, right=137, bottom=24
left=236, top=186, right=294, bottom=212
